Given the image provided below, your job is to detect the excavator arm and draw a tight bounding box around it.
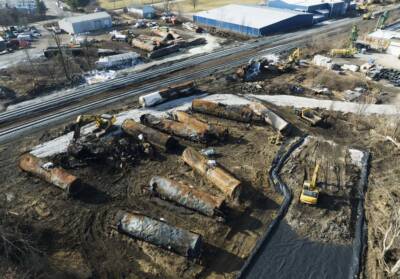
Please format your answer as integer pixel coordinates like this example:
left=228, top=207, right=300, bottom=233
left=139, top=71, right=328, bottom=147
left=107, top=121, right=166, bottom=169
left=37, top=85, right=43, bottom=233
left=300, top=162, right=320, bottom=205
left=73, top=114, right=116, bottom=141
left=309, top=162, right=320, bottom=190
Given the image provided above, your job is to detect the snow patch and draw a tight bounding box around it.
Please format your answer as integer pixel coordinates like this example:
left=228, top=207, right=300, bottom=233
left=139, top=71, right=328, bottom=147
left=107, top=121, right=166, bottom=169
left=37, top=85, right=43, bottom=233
left=30, top=94, right=249, bottom=158
left=348, top=149, right=366, bottom=168
left=251, top=95, right=400, bottom=115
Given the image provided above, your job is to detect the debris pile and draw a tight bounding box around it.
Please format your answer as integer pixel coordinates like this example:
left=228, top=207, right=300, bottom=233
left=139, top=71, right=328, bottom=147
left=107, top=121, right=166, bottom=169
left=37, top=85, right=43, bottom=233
left=131, top=28, right=206, bottom=59
left=312, top=55, right=334, bottom=69
left=66, top=134, right=149, bottom=169
left=367, top=67, right=400, bottom=86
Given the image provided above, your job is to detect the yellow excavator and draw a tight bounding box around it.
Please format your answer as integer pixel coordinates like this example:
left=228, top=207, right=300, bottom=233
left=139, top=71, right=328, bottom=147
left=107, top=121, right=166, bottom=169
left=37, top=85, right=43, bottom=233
left=278, top=48, right=300, bottom=72
left=300, top=162, right=320, bottom=205
left=73, top=114, right=116, bottom=140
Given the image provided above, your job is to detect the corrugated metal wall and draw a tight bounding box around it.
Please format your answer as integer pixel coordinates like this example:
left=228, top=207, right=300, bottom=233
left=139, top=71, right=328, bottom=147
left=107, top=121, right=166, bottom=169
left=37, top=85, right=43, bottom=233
left=268, top=0, right=347, bottom=17
left=193, top=13, right=312, bottom=37
left=193, top=15, right=261, bottom=36
left=71, top=17, right=112, bottom=34
left=259, top=14, right=313, bottom=35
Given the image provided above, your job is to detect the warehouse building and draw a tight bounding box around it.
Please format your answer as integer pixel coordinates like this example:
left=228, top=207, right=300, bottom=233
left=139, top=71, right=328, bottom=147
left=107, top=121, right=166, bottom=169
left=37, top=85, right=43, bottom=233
left=127, top=5, right=156, bottom=19
left=0, top=0, right=36, bottom=13
left=58, top=12, right=113, bottom=34
left=267, top=0, right=351, bottom=22
left=193, top=5, right=313, bottom=37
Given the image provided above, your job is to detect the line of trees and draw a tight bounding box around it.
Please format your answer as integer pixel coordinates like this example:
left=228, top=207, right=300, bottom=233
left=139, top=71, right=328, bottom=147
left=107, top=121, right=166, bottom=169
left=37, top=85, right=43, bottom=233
left=65, top=0, right=90, bottom=10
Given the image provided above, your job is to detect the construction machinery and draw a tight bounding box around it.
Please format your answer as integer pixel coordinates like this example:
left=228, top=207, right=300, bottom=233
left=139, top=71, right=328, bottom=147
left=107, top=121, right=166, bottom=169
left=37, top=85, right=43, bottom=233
left=330, top=25, right=358, bottom=57
left=73, top=114, right=116, bottom=140
left=375, top=10, right=389, bottom=30
left=363, top=11, right=372, bottom=20
left=278, top=48, right=300, bottom=72
left=357, top=3, right=373, bottom=20
left=300, top=162, right=320, bottom=205
left=294, top=108, right=323, bottom=126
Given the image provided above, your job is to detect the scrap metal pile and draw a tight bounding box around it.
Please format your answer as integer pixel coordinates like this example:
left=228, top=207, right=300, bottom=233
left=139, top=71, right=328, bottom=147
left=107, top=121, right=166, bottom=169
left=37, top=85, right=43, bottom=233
left=367, top=67, right=400, bottom=87
left=236, top=49, right=300, bottom=82
left=18, top=96, right=290, bottom=259
left=131, top=28, right=206, bottom=59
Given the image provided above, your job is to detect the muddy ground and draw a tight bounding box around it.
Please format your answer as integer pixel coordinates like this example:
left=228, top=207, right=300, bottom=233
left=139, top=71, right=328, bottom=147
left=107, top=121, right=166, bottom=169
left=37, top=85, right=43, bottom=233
left=280, top=136, right=361, bottom=245
left=0, top=111, right=282, bottom=278
left=2, top=25, right=400, bottom=277
left=211, top=63, right=400, bottom=105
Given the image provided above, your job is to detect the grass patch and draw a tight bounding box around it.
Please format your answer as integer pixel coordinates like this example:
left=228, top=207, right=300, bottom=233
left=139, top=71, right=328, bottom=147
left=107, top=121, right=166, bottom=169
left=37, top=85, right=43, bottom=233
left=98, top=0, right=261, bottom=12
left=97, top=0, right=159, bottom=10
left=171, top=0, right=261, bottom=13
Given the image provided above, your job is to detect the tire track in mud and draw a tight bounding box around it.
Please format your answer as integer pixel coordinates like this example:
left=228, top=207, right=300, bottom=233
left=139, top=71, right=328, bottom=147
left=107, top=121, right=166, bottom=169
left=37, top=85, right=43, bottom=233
left=237, top=136, right=370, bottom=279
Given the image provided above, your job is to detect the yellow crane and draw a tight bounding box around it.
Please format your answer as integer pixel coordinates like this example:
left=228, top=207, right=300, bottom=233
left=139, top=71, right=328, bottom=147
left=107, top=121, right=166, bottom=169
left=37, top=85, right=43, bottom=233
left=300, top=162, right=320, bottom=205
left=73, top=114, right=116, bottom=140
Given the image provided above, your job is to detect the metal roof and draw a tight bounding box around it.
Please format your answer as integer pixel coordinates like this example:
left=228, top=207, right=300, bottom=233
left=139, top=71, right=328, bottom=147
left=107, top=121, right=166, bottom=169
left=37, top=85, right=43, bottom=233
left=62, top=12, right=111, bottom=24
left=275, top=0, right=343, bottom=7
left=194, top=5, right=309, bottom=29
left=369, top=29, right=400, bottom=40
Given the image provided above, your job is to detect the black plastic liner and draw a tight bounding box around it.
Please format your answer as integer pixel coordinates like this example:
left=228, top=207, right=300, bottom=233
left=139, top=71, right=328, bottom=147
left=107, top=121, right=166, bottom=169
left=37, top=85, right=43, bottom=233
left=237, top=136, right=370, bottom=279
left=349, top=151, right=370, bottom=278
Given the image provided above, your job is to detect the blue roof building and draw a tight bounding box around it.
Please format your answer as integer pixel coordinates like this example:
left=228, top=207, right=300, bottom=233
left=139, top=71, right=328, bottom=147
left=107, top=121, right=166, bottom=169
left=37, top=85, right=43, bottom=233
left=267, top=0, right=350, bottom=21
left=193, top=5, right=313, bottom=37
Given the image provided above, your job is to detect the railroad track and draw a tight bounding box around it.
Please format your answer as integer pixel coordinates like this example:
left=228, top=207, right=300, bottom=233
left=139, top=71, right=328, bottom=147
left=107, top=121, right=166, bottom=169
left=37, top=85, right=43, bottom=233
left=0, top=17, right=359, bottom=125
left=0, top=43, right=297, bottom=142
left=0, top=16, right=366, bottom=143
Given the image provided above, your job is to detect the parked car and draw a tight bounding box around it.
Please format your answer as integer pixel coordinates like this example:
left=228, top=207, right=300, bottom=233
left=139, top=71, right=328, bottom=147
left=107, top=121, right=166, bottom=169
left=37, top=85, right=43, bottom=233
left=18, top=40, right=31, bottom=49
left=30, top=31, right=41, bottom=38
left=17, top=34, right=33, bottom=42
left=6, top=39, right=20, bottom=50
left=4, top=31, right=16, bottom=40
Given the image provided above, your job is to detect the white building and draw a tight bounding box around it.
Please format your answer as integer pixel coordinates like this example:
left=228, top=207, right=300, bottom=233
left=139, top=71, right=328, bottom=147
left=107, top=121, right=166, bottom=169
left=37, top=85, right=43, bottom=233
left=59, top=12, right=113, bottom=35
left=0, top=0, right=36, bottom=12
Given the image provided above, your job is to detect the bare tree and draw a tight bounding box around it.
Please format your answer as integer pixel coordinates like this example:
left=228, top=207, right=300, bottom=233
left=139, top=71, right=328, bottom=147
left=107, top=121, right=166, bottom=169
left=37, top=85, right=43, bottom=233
left=378, top=188, right=400, bottom=277
left=51, top=31, right=71, bottom=82
left=163, top=0, right=170, bottom=12
left=191, top=0, right=198, bottom=11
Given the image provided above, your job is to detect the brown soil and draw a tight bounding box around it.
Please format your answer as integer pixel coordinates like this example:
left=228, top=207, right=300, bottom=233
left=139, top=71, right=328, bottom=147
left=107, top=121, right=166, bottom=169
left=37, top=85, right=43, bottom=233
left=280, top=136, right=361, bottom=245
left=0, top=112, right=282, bottom=278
